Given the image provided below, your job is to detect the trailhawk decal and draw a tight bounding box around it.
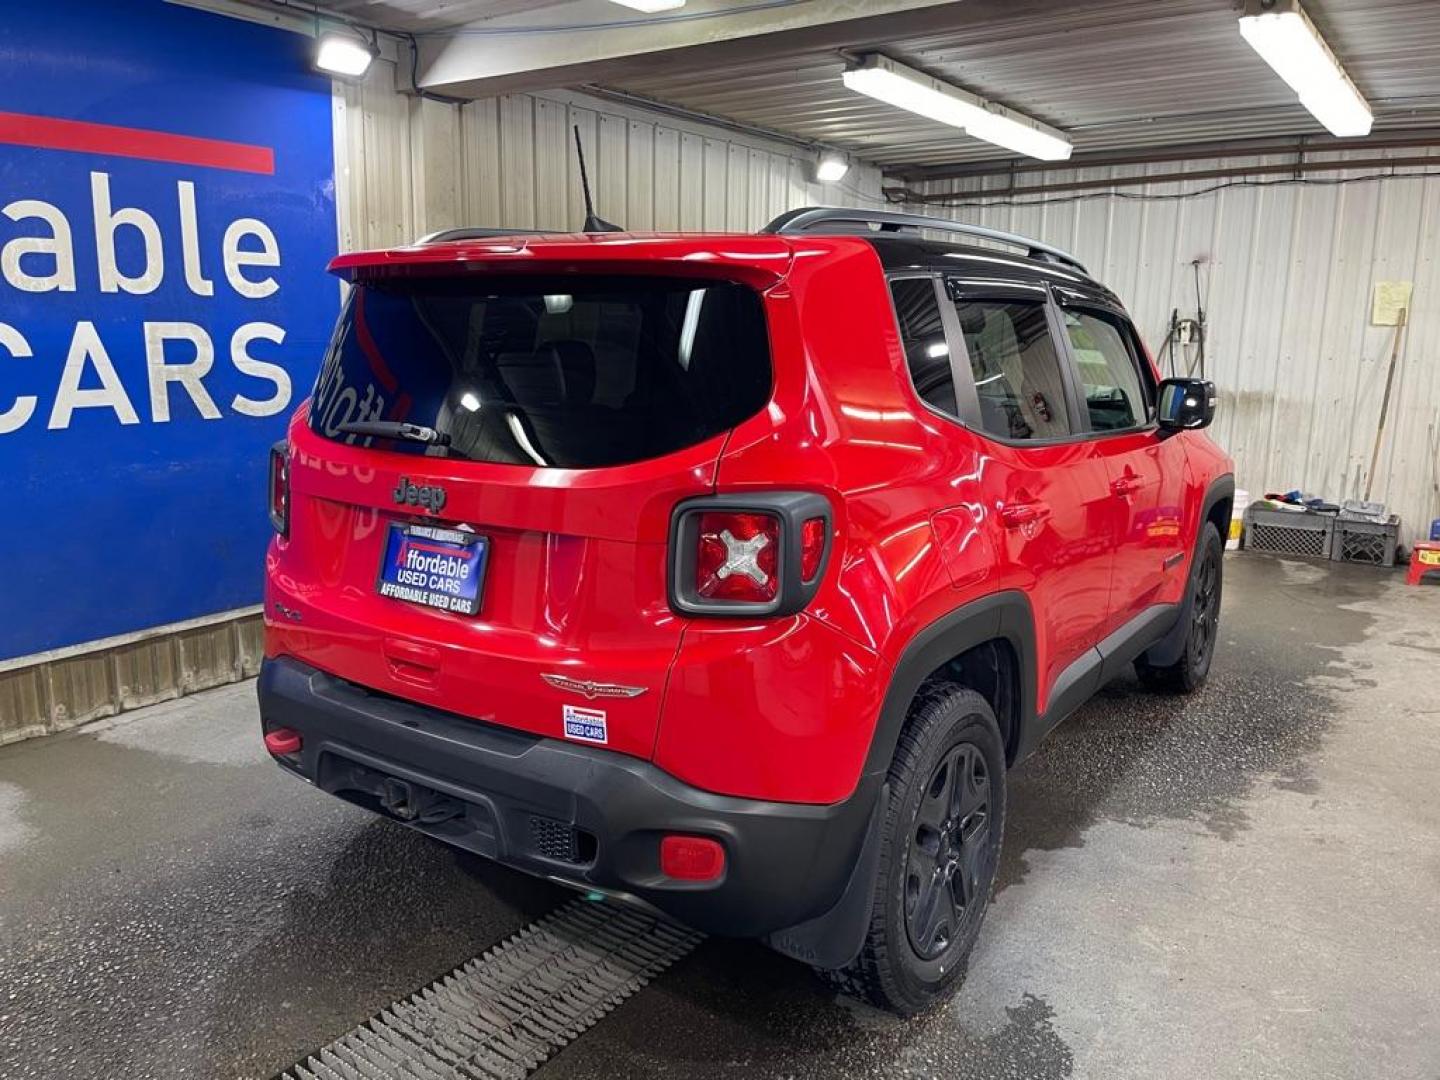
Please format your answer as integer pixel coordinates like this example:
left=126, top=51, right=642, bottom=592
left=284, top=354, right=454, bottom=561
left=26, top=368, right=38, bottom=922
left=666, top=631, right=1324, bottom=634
left=541, top=673, right=647, bottom=700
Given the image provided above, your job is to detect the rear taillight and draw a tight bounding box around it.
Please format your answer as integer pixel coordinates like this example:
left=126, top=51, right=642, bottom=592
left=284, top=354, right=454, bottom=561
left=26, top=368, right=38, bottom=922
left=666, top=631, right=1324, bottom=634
left=669, top=493, right=832, bottom=617
left=696, top=512, right=780, bottom=603
left=268, top=441, right=289, bottom=537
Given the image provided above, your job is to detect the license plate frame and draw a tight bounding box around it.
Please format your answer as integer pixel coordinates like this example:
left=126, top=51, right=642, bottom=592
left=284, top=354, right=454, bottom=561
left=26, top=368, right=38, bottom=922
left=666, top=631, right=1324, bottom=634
left=375, top=522, right=488, bottom=616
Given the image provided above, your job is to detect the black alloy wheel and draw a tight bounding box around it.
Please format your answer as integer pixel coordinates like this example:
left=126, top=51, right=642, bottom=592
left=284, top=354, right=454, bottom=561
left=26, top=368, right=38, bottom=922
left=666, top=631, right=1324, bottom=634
left=1191, top=539, right=1220, bottom=669
left=904, top=743, right=992, bottom=960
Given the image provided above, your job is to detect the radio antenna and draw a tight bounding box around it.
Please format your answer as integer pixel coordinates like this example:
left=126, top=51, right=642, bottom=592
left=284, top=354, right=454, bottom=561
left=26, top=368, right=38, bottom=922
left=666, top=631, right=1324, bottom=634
left=574, top=125, right=622, bottom=233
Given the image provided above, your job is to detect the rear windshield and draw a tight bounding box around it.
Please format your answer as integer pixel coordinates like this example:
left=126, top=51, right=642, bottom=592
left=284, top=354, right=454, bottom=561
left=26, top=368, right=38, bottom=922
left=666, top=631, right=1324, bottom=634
left=309, top=276, right=771, bottom=468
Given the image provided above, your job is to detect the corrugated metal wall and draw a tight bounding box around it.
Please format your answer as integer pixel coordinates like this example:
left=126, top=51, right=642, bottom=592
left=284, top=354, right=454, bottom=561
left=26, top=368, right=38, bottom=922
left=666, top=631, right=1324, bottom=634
left=901, top=151, right=1440, bottom=544
left=333, top=61, right=884, bottom=252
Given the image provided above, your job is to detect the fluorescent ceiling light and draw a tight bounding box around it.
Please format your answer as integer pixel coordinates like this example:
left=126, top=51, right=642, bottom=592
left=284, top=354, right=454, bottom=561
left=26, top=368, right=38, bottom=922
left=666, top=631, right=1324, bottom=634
left=315, top=33, right=376, bottom=78
left=1238, top=0, right=1372, bottom=137
left=815, top=153, right=850, bottom=184
left=841, top=54, right=1072, bottom=162
left=609, top=0, right=686, bottom=11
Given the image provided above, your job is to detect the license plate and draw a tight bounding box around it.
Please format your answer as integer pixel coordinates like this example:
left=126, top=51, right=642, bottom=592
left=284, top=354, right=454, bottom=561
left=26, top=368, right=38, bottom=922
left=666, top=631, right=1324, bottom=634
left=1421, top=549, right=1440, bottom=566
left=376, top=523, right=487, bottom=616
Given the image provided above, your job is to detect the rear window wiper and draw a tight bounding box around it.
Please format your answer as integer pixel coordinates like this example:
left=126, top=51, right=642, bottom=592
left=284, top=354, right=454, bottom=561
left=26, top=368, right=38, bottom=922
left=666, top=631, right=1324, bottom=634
left=336, top=420, right=472, bottom=459
left=338, top=419, right=449, bottom=445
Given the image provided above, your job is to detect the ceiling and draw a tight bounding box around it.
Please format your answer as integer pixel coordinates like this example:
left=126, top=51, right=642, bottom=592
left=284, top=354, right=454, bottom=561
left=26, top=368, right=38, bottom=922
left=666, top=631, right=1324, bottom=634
left=250, top=0, right=1440, bottom=173
left=304, top=0, right=576, bottom=31
left=600, top=0, right=1440, bottom=174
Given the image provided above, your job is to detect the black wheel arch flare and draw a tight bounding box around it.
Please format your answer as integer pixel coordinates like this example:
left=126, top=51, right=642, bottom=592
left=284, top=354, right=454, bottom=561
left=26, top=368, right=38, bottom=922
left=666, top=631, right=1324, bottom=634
left=863, top=591, right=1038, bottom=781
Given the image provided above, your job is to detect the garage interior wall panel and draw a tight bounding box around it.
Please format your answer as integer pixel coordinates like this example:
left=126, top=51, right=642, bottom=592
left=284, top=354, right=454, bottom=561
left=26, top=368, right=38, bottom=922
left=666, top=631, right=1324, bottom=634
left=336, top=61, right=883, bottom=249
left=904, top=151, right=1440, bottom=543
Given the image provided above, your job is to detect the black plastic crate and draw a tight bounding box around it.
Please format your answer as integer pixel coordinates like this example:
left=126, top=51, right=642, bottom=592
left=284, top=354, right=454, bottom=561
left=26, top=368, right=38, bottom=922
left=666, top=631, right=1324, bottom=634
left=1332, top=515, right=1399, bottom=567
left=1244, top=507, right=1334, bottom=560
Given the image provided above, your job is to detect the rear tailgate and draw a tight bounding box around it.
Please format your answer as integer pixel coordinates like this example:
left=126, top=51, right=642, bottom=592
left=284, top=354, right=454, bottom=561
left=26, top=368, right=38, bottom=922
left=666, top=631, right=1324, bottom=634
left=266, top=255, right=781, bottom=759
left=268, top=416, right=716, bottom=758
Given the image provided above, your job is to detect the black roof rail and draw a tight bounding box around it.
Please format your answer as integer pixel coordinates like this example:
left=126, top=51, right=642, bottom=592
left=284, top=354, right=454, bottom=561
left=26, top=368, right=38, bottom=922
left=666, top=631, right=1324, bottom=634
left=761, top=207, right=1089, bottom=276
left=415, top=226, right=550, bottom=244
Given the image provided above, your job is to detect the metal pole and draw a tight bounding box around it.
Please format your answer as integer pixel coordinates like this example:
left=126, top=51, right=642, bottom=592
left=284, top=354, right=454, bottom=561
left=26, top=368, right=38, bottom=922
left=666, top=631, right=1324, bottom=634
left=1365, top=308, right=1408, bottom=503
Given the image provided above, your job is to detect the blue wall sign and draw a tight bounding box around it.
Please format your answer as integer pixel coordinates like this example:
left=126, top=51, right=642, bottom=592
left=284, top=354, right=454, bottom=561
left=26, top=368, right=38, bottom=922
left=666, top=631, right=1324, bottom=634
left=0, top=0, right=337, bottom=660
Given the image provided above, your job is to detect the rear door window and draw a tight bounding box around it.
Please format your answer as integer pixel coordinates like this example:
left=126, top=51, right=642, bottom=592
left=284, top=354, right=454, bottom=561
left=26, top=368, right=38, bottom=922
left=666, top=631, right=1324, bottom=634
left=952, top=298, right=1073, bottom=441
left=1061, top=308, right=1152, bottom=431
left=889, top=277, right=957, bottom=416
left=309, top=276, right=770, bottom=468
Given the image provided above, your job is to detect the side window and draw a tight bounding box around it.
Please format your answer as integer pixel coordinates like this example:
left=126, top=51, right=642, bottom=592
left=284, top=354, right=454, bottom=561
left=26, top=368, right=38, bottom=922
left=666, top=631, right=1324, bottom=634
left=889, top=278, right=957, bottom=416
left=953, top=298, right=1073, bottom=441
left=1062, top=308, right=1152, bottom=431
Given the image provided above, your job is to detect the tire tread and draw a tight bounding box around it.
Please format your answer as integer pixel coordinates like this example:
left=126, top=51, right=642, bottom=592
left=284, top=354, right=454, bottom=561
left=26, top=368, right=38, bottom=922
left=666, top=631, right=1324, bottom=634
left=819, top=680, right=1003, bottom=1014
left=1136, top=522, right=1224, bottom=695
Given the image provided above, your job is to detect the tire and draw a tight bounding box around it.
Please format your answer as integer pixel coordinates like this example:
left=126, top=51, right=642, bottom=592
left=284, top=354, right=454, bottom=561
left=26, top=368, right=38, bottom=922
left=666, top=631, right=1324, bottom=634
left=1136, top=521, right=1224, bottom=694
left=820, top=682, right=1006, bottom=1015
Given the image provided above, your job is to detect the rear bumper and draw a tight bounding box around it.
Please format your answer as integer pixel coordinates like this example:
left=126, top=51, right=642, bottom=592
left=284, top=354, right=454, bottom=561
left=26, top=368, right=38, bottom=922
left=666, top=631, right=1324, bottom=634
left=257, top=656, right=881, bottom=938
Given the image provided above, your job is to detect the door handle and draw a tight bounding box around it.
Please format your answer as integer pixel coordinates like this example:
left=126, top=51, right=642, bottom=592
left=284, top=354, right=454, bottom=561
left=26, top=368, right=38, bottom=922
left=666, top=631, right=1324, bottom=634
left=1110, top=474, right=1144, bottom=497
left=384, top=638, right=440, bottom=667
left=384, top=638, right=440, bottom=685
left=999, top=501, right=1051, bottom=529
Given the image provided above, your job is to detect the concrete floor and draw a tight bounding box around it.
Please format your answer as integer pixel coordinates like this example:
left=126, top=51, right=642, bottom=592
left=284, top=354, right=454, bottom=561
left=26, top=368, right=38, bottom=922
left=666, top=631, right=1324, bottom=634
left=2, top=553, right=1438, bottom=1080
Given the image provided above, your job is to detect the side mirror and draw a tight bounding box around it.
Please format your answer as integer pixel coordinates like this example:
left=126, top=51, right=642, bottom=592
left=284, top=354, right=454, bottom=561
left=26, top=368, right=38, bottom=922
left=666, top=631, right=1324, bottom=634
left=1157, top=378, right=1216, bottom=431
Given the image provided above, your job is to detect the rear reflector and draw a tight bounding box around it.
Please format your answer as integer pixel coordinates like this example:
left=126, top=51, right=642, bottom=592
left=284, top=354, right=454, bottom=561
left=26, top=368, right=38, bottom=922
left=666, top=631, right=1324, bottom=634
left=695, top=511, right=780, bottom=603
left=800, top=516, right=826, bottom=581
left=263, top=727, right=302, bottom=756
left=659, top=835, right=726, bottom=882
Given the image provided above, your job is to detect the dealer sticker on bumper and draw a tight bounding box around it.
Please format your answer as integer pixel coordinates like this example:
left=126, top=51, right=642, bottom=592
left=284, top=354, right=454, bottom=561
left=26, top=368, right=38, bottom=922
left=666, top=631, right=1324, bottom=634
left=563, top=704, right=608, bottom=745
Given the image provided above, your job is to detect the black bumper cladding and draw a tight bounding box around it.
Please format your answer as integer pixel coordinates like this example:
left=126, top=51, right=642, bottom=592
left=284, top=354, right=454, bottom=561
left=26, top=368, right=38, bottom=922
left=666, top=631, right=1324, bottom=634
left=257, top=657, right=880, bottom=939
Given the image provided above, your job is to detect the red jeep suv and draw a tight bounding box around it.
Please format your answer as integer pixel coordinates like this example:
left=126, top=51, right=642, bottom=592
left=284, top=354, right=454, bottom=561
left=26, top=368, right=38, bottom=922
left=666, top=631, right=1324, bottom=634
left=259, top=207, right=1232, bottom=1014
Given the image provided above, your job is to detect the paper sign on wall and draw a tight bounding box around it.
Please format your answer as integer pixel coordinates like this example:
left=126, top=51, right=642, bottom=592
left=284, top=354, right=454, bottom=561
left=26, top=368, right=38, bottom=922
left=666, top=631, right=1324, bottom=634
left=1372, top=281, right=1413, bottom=326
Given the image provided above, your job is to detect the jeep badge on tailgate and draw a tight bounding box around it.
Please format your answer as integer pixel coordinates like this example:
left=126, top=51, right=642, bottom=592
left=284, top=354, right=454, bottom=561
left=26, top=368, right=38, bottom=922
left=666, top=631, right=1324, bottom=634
left=392, top=476, right=447, bottom=514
